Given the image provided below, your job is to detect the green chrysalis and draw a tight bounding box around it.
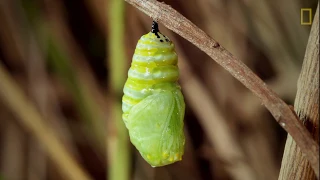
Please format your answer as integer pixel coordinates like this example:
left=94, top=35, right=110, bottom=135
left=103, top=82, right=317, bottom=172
left=122, top=21, right=185, bottom=167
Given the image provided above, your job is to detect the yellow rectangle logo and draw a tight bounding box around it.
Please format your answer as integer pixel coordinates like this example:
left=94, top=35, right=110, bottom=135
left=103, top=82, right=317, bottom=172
left=301, top=8, right=312, bottom=25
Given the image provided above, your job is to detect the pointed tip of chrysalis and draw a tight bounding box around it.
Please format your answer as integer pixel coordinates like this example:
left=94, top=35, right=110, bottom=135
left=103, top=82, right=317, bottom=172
left=151, top=21, right=159, bottom=33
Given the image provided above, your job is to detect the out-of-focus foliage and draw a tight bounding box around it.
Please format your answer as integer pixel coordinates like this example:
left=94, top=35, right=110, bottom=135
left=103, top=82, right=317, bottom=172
left=0, top=0, right=318, bottom=180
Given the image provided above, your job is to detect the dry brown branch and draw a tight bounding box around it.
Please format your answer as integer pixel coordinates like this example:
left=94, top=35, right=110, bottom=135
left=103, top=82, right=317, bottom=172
left=192, top=2, right=279, bottom=178
left=161, top=27, right=256, bottom=180
left=125, top=0, right=319, bottom=177
left=279, top=4, right=319, bottom=180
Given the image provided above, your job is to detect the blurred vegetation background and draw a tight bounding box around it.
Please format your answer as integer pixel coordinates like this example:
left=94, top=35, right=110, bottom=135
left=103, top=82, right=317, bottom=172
left=0, top=0, right=318, bottom=180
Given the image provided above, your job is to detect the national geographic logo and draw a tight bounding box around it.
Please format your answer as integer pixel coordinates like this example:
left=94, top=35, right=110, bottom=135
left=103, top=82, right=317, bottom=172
left=301, top=8, right=312, bottom=25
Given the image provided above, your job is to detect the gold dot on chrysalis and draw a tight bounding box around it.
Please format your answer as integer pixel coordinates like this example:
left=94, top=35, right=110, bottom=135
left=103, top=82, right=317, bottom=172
left=162, top=152, right=169, bottom=158
left=174, top=153, right=179, bottom=160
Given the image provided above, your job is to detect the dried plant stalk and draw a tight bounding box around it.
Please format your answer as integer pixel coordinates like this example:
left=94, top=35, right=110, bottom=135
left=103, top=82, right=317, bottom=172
left=279, top=5, right=319, bottom=180
left=125, top=0, right=319, bottom=177
left=0, top=62, right=92, bottom=180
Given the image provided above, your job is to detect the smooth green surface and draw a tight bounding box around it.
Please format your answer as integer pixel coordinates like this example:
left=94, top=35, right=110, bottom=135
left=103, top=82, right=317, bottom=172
left=122, top=30, right=186, bottom=167
left=127, top=90, right=185, bottom=167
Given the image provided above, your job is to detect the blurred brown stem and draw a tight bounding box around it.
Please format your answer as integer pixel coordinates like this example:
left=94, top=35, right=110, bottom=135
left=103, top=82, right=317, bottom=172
left=0, top=62, right=92, bottom=180
left=125, top=0, right=319, bottom=177
left=279, top=4, right=319, bottom=180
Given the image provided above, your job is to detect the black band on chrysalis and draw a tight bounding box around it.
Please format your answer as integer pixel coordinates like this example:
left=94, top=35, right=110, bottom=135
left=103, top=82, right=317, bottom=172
left=151, top=21, right=160, bottom=38
left=151, top=21, right=159, bottom=33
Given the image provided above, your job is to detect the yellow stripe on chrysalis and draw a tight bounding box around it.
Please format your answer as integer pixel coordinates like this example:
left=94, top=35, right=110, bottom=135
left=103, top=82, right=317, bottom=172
left=122, top=21, right=185, bottom=167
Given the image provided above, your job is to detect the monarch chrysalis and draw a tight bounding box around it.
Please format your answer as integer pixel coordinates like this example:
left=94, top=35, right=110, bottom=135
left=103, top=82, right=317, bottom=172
left=122, top=21, right=185, bottom=167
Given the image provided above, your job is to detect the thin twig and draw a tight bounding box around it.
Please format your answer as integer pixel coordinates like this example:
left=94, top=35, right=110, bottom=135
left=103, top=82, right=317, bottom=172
left=125, top=0, right=319, bottom=177
left=157, top=23, right=257, bottom=180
